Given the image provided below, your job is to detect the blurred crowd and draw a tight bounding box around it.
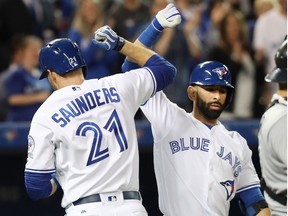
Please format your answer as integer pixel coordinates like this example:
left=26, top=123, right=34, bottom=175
left=0, top=0, right=286, bottom=122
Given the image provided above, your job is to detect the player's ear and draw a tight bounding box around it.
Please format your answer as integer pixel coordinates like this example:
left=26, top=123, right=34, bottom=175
left=47, top=69, right=57, bottom=83
left=187, top=85, right=197, bottom=101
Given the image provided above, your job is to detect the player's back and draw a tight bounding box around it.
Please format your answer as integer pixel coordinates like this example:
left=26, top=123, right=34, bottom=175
left=258, top=98, right=287, bottom=195
left=29, top=71, right=155, bottom=207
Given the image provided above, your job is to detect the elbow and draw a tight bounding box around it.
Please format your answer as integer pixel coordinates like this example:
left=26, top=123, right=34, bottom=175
left=168, top=63, right=177, bottom=83
left=161, top=62, right=177, bottom=87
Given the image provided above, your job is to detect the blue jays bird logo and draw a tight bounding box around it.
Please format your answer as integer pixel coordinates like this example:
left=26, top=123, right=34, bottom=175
left=212, top=67, right=227, bottom=79
left=220, top=180, right=235, bottom=200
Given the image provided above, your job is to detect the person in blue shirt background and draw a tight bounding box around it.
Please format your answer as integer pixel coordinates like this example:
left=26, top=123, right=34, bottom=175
left=4, top=35, right=51, bottom=122
left=67, top=0, right=119, bottom=79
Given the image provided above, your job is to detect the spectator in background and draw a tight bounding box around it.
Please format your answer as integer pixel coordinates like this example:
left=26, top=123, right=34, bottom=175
left=258, top=37, right=287, bottom=215
left=207, top=10, right=256, bottom=119
left=149, top=0, right=176, bottom=57
left=152, top=0, right=208, bottom=112
left=22, top=0, right=57, bottom=43
left=53, top=0, right=77, bottom=37
left=177, top=0, right=207, bottom=69
left=0, top=0, right=33, bottom=72
left=226, top=0, right=253, bottom=19
left=0, top=34, right=26, bottom=121
left=253, top=0, right=275, bottom=18
left=107, top=0, right=150, bottom=74
left=252, top=0, right=287, bottom=109
left=203, top=0, right=230, bottom=55
left=246, top=0, right=275, bottom=52
left=107, top=0, right=150, bottom=41
left=67, top=0, right=119, bottom=79
left=4, top=35, right=51, bottom=122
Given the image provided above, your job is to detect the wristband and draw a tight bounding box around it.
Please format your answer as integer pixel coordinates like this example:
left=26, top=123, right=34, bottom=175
left=152, top=18, right=164, bottom=31
left=246, top=200, right=268, bottom=216
left=114, top=36, right=125, bottom=51
left=138, top=21, right=162, bottom=47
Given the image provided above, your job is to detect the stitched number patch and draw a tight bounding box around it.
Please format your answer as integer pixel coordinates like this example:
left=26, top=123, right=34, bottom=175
left=76, top=109, right=128, bottom=166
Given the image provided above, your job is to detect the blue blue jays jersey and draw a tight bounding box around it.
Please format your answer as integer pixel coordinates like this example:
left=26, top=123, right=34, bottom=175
left=4, top=66, right=51, bottom=121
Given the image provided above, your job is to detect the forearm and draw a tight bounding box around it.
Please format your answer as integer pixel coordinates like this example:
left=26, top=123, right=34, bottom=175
left=8, top=91, right=49, bottom=106
left=154, top=28, right=175, bottom=56
left=119, top=39, right=156, bottom=67
left=50, top=178, right=58, bottom=196
left=256, top=208, right=271, bottom=216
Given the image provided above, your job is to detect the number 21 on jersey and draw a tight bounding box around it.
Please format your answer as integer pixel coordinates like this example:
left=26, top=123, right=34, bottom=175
left=76, top=109, right=128, bottom=166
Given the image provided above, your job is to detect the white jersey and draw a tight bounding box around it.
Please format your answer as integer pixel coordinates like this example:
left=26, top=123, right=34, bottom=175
left=258, top=94, right=287, bottom=214
left=141, top=92, right=260, bottom=216
left=25, top=68, right=156, bottom=208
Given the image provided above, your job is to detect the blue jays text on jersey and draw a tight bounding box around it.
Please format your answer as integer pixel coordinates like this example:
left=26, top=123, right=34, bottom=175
left=169, top=136, right=242, bottom=177
left=51, top=87, right=120, bottom=127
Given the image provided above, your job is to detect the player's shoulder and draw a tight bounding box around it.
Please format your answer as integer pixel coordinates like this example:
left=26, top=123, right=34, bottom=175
left=31, top=96, right=51, bottom=120
left=218, top=122, right=247, bottom=143
left=261, top=102, right=287, bottom=125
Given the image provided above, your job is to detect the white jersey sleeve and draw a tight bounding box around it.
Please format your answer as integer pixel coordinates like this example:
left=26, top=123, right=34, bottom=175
left=141, top=91, right=178, bottom=141
left=27, top=122, right=55, bottom=170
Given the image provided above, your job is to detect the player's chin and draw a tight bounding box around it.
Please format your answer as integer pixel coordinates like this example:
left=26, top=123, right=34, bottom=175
left=209, top=105, right=222, bottom=111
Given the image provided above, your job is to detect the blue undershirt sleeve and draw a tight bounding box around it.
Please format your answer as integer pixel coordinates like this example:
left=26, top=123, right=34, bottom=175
left=122, top=54, right=176, bottom=92
left=237, top=187, right=266, bottom=216
left=144, top=54, right=176, bottom=91
left=25, top=171, right=56, bottom=200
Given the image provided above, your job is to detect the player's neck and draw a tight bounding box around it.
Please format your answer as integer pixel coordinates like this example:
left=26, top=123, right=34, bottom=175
left=59, top=78, right=84, bottom=89
left=57, top=70, right=85, bottom=89
left=192, top=110, right=217, bottom=127
left=277, top=89, right=287, bottom=97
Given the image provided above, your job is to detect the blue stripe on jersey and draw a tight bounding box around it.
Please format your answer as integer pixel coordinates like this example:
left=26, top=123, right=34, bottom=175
left=122, top=54, right=177, bottom=92
left=25, top=168, right=56, bottom=173
left=25, top=171, right=55, bottom=200
left=145, top=67, right=156, bottom=96
left=236, top=183, right=260, bottom=193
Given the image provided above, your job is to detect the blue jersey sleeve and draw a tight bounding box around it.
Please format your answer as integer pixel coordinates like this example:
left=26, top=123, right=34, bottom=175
left=122, top=54, right=176, bottom=92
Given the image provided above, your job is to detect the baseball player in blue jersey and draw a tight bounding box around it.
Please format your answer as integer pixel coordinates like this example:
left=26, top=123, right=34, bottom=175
left=24, top=24, right=177, bottom=216
left=122, top=3, right=271, bottom=216
left=258, top=37, right=287, bottom=215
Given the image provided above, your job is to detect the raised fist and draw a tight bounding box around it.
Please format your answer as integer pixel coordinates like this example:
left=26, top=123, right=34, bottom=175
left=93, top=25, right=125, bottom=51
left=153, top=3, right=182, bottom=31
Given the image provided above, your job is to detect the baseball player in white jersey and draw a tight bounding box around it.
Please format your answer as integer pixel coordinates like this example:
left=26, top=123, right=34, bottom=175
left=258, top=37, right=287, bottom=215
left=24, top=24, right=178, bottom=216
left=122, top=3, right=271, bottom=216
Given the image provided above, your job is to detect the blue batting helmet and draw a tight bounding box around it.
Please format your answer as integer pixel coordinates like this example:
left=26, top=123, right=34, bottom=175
left=39, top=38, right=87, bottom=80
left=189, top=61, right=234, bottom=108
